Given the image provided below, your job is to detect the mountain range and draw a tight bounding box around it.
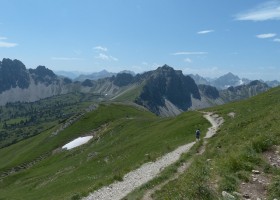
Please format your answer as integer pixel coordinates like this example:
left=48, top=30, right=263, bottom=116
left=189, top=72, right=280, bottom=89
left=55, top=69, right=136, bottom=82
left=56, top=65, right=280, bottom=90
left=0, top=58, right=272, bottom=116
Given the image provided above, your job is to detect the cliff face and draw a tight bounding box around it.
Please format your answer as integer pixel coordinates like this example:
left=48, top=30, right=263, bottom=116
left=0, top=58, right=75, bottom=105
left=135, top=65, right=201, bottom=115
left=0, top=80, right=68, bottom=105
left=0, top=58, right=30, bottom=93
left=0, top=58, right=130, bottom=106
left=219, top=80, right=270, bottom=102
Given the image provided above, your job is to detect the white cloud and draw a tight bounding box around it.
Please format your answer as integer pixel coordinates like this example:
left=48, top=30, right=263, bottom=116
left=51, top=57, right=83, bottom=61
left=256, top=33, right=277, bottom=38
left=172, top=51, right=208, bottom=55
left=95, top=53, right=118, bottom=61
left=96, top=53, right=109, bottom=60
left=0, top=36, right=18, bottom=47
left=93, top=46, right=118, bottom=61
left=274, top=38, right=280, bottom=42
left=235, top=1, right=280, bottom=21
left=0, top=41, right=18, bottom=48
left=184, top=58, right=192, bottom=63
left=93, top=46, right=108, bottom=52
left=197, top=30, right=214, bottom=34
left=110, top=56, right=118, bottom=61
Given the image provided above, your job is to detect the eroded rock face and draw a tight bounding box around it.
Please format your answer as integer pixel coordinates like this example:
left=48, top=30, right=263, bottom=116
left=0, top=58, right=66, bottom=105
left=136, top=65, right=201, bottom=115
left=0, top=58, right=30, bottom=93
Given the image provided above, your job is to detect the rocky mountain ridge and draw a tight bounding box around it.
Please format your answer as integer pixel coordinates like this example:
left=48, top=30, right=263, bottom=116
left=135, top=65, right=200, bottom=115
left=0, top=58, right=273, bottom=116
left=189, top=73, right=279, bottom=90
left=0, top=58, right=82, bottom=105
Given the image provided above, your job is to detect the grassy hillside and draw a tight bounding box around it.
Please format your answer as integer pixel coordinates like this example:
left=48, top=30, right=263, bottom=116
left=152, top=86, right=280, bottom=199
left=113, top=82, right=145, bottom=102
left=0, top=103, right=209, bottom=200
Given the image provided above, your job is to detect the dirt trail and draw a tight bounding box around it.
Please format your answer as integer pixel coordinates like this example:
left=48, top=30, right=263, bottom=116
left=83, top=112, right=223, bottom=200
left=141, top=112, right=224, bottom=200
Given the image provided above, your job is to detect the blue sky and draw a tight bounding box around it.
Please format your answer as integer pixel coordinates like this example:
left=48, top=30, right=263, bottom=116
left=0, top=0, right=280, bottom=80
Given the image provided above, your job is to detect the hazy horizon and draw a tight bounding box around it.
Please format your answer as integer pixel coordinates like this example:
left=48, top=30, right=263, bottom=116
left=53, top=66, right=279, bottom=82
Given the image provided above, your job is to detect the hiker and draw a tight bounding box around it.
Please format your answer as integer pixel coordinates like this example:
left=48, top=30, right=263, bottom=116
left=195, top=129, right=200, bottom=141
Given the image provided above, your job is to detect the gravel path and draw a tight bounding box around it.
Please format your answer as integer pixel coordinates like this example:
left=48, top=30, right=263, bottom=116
left=203, top=113, right=224, bottom=139
left=83, top=112, right=222, bottom=200
left=141, top=112, right=224, bottom=200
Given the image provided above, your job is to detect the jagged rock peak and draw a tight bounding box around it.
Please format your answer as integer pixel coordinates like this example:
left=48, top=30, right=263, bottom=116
left=155, top=64, right=183, bottom=76
left=248, top=80, right=267, bottom=86
left=221, top=72, right=239, bottom=79
left=0, top=58, right=30, bottom=93
left=29, top=65, right=56, bottom=78
left=0, top=58, right=27, bottom=71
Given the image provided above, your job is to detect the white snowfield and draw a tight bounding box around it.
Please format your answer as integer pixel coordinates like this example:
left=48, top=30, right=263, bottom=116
left=83, top=112, right=223, bottom=200
left=62, top=136, right=93, bottom=150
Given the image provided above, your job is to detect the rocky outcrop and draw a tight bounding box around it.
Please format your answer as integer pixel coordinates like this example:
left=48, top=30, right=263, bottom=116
left=135, top=65, right=201, bottom=115
left=220, top=80, right=269, bottom=102
left=0, top=58, right=93, bottom=105
left=0, top=79, right=67, bottom=105
left=0, top=58, right=30, bottom=93
left=198, top=84, right=219, bottom=99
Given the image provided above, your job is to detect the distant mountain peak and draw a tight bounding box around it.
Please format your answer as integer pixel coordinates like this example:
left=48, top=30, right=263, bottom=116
left=221, top=72, right=239, bottom=79
left=225, top=72, right=234, bottom=75
left=0, top=58, right=30, bottom=93
left=212, top=72, right=242, bottom=89
left=136, top=64, right=201, bottom=115
left=154, top=65, right=183, bottom=78
left=118, top=70, right=135, bottom=76
left=30, top=65, right=56, bottom=78
left=161, top=64, right=172, bottom=68
left=157, top=64, right=177, bottom=71
left=99, top=69, right=109, bottom=74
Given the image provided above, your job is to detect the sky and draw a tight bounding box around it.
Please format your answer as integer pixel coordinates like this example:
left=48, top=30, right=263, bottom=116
left=0, top=0, right=280, bottom=81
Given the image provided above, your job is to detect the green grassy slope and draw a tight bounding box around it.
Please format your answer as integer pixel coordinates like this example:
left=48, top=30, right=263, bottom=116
left=113, top=82, right=145, bottom=102
left=0, top=103, right=209, bottom=200
left=154, top=87, right=280, bottom=199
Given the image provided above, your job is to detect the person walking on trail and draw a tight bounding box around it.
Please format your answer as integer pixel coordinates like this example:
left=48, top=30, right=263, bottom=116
left=195, top=129, right=200, bottom=141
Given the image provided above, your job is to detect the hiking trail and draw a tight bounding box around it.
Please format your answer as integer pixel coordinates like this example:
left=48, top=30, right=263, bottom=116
left=83, top=112, right=224, bottom=200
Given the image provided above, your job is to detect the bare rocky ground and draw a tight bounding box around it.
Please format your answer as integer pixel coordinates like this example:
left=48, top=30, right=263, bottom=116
left=238, top=170, right=271, bottom=200
left=83, top=112, right=224, bottom=200
left=221, top=123, right=279, bottom=200
left=234, top=146, right=280, bottom=200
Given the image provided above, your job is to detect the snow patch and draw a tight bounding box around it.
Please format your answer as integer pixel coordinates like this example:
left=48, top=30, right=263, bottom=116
left=62, top=136, right=93, bottom=150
